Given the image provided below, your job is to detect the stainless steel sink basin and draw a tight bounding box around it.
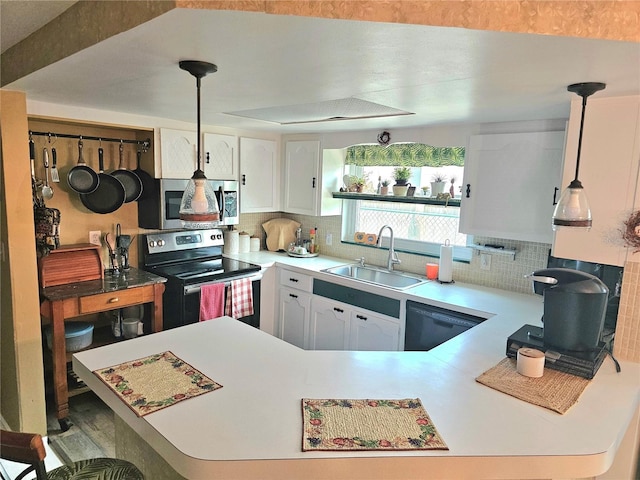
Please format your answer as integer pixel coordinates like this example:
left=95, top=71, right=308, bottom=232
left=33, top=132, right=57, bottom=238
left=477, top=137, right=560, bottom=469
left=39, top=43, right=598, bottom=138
left=322, top=264, right=429, bottom=290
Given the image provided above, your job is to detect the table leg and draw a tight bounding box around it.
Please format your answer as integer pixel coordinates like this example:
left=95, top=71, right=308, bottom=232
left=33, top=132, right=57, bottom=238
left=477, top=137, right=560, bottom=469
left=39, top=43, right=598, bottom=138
left=151, top=283, right=165, bottom=333
left=50, top=300, right=71, bottom=430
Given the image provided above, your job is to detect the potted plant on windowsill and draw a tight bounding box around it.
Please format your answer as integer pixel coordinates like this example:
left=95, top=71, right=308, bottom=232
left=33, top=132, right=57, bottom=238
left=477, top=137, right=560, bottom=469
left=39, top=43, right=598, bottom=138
left=380, top=179, right=390, bottom=195
left=392, top=166, right=412, bottom=196
left=430, top=172, right=447, bottom=196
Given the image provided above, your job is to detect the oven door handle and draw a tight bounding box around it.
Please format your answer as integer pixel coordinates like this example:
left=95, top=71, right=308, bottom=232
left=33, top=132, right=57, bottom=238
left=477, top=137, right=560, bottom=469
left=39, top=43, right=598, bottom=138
left=184, top=272, right=262, bottom=295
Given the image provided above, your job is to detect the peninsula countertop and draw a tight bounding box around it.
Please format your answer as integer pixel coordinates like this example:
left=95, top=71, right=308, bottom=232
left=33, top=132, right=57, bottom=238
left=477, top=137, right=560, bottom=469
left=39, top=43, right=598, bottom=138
left=73, top=314, right=640, bottom=480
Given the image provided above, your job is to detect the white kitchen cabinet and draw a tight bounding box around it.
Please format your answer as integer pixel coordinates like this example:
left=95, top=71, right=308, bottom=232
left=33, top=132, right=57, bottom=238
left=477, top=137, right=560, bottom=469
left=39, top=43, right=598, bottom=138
left=278, top=287, right=311, bottom=349
left=276, top=268, right=313, bottom=349
left=159, top=128, right=197, bottom=178
left=203, top=133, right=238, bottom=180
left=553, top=95, right=640, bottom=267
left=349, top=309, right=401, bottom=351
left=460, top=131, right=565, bottom=244
left=283, top=140, right=342, bottom=216
left=309, top=295, right=401, bottom=351
left=308, top=295, right=350, bottom=350
left=240, top=137, right=279, bottom=213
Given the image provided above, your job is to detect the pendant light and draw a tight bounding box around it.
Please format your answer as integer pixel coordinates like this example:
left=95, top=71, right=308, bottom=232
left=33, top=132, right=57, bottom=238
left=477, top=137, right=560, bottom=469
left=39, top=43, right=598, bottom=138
left=178, top=60, right=221, bottom=229
left=552, top=82, right=606, bottom=230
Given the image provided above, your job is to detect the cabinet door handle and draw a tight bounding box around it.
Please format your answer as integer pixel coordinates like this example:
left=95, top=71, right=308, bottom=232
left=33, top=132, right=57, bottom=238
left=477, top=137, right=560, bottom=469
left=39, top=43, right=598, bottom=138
left=242, top=174, right=246, bottom=186
left=553, top=187, right=559, bottom=205
left=333, top=307, right=344, bottom=313
left=312, top=177, right=316, bottom=188
left=108, top=297, right=119, bottom=303
left=356, top=314, right=368, bottom=321
left=466, top=183, right=471, bottom=198
left=289, top=293, right=298, bottom=299
left=206, top=152, right=210, bottom=164
left=289, top=278, right=299, bottom=283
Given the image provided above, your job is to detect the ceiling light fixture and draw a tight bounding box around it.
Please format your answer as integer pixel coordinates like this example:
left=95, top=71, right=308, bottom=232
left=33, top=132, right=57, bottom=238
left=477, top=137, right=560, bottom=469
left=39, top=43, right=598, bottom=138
left=552, top=82, right=606, bottom=230
left=178, top=60, right=220, bottom=229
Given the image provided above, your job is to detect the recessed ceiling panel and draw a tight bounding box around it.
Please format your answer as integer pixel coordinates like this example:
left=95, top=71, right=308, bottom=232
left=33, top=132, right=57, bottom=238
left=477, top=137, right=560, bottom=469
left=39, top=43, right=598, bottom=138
left=225, top=97, right=414, bottom=125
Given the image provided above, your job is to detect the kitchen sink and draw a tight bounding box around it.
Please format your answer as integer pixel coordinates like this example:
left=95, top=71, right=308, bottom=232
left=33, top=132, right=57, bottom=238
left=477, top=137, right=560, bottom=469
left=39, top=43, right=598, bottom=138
left=322, top=264, right=429, bottom=290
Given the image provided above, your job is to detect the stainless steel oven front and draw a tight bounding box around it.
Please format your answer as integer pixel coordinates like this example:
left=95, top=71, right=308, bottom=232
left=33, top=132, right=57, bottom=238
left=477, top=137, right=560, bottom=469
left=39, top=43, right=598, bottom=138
left=138, top=178, right=239, bottom=230
left=182, top=271, right=262, bottom=329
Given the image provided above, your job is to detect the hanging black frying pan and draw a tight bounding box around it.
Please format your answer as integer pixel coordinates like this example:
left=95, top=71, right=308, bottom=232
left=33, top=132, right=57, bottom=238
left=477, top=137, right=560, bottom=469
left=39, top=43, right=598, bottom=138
left=110, top=142, right=143, bottom=202
left=80, top=147, right=125, bottom=214
left=133, top=150, right=156, bottom=201
left=68, top=138, right=99, bottom=194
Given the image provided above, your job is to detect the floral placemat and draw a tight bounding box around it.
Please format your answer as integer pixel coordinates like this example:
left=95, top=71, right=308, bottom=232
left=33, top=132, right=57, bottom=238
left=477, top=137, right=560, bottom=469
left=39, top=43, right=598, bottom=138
left=475, top=357, right=590, bottom=414
left=93, top=351, right=222, bottom=417
left=302, top=398, right=448, bottom=451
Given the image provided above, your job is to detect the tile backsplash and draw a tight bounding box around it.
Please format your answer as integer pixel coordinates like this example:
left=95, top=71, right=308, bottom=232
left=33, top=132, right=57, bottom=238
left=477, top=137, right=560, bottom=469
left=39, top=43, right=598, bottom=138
left=614, top=261, right=640, bottom=362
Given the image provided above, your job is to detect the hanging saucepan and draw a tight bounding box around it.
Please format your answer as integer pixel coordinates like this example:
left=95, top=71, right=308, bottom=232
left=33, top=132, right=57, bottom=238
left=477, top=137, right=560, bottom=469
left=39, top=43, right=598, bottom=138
left=110, top=142, right=142, bottom=202
left=68, top=138, right=99, bottom=194
left=133, top=150, right=156, bottom=201
left=80, top=147, right=125, bottom=214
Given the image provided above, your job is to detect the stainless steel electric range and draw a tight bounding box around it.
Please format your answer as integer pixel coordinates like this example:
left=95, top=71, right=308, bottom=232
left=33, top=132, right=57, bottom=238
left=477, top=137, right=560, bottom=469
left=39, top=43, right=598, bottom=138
left=140, top=229, right=262, bottom=330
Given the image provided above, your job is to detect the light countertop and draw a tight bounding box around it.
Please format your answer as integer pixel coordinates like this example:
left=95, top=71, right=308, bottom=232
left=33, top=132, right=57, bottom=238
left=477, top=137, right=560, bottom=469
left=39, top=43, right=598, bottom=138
left=73, top=311, right=640, bottom=480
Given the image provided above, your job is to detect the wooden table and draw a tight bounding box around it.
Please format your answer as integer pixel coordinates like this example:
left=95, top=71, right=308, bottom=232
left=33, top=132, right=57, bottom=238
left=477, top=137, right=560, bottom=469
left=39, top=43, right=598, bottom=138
left=40, top=268, right=166, bottom=430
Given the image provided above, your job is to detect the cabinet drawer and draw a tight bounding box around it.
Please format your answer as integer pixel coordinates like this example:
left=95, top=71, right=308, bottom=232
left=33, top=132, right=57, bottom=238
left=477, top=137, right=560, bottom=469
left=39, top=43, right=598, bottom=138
left=79, top=288, right=144, bottom=314
left=279, top=269, right=313, bottom=292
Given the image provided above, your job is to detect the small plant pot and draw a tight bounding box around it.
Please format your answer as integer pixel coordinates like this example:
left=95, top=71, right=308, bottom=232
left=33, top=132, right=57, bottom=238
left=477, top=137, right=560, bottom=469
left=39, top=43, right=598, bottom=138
left=431, top=181, right=446, bottom=196
left=392, top=185, right=409, bottom=196
left=380, top=186, right=389, bottom=195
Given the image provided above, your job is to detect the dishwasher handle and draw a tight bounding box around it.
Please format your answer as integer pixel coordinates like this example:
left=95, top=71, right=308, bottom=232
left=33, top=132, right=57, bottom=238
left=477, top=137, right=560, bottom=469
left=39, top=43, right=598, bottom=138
left=429, top=312, right=480, bottom=329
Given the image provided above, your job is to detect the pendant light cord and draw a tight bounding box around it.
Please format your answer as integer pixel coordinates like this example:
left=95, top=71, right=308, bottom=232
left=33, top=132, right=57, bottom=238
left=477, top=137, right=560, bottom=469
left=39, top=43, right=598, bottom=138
left=196, top=76, right=202, bottom=172
left=573, top=94, right=588, bottom=182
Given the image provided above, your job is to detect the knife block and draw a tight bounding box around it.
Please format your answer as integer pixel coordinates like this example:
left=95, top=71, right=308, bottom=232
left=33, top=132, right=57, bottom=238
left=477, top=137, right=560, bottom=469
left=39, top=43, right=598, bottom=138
left=38, top=243, right=104, bottom=288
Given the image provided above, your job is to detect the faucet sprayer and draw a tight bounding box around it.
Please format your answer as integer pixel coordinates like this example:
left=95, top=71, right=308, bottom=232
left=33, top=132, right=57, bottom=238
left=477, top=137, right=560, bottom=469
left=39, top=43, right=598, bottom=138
left=376, top=225, right=401, bottom=271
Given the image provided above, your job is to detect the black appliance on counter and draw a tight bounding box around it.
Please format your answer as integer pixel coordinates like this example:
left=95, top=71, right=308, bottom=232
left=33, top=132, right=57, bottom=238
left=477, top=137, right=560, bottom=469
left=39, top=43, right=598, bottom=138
left=140, top=228, right=261, bottom=330
left=405, top=301, right=486, bottom=351
left=529, top=268, right=609, bottom=352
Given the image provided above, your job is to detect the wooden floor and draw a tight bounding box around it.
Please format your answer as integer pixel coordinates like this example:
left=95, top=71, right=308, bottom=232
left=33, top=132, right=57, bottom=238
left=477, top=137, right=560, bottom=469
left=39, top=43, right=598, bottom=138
left=46, top=390, right=116, bottom=464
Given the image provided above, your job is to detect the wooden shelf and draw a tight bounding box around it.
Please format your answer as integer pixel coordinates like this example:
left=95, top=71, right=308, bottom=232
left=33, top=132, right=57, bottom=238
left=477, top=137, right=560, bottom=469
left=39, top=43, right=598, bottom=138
left=332, top=192, right=461, bottom=207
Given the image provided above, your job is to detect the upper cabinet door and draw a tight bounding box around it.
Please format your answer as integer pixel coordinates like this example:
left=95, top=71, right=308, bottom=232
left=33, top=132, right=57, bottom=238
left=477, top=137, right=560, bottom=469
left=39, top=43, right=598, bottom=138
left=460, top=131, right=565, bottom=244
left=239, top=137, right=279, bottom=213
left=159, top=128, right=197, bottom=179
left=203, top=133, right=238, bottom=180
left=553, top=96, right=640, bottom=266
left=284, top=140, right=321, bottom=215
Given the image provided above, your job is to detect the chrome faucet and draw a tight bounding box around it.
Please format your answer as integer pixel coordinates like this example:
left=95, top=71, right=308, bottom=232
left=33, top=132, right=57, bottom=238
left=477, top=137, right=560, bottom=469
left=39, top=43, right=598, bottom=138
left=376, top=225, right=401, bottom=271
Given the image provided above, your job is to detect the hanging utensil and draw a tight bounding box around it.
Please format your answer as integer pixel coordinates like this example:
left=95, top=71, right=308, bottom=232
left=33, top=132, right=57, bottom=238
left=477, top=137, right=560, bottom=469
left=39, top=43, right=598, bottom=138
left=80, top=147, right=125, bottom=214
left=30, top=136, right=43, bottom=207
left=50, top=147, right=60, bottom=183
left=110, top=142, right=143, bottom=202
left=68, top=138, right=99, bottom=194
left=41, top=148, right=54, bottom=200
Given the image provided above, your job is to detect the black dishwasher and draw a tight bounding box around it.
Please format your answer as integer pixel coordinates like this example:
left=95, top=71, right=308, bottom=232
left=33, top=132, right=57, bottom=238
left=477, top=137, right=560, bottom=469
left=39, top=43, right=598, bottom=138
left=405, top=300, right=485, bottom=351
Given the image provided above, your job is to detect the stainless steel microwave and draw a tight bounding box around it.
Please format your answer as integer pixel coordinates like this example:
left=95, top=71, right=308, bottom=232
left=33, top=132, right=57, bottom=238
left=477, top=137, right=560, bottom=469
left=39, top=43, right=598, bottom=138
left=138, top=178, right=239, bottom=230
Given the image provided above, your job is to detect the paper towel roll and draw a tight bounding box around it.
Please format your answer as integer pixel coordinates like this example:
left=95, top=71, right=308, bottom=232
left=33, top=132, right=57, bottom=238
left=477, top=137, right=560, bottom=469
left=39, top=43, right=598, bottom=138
left=438, top=239, right=453, bottom=283
left=239, top=233, right=250, bottom=253
left=516, top=348, right=545, bottom=377
left=224, top=230, right=239, bottom=254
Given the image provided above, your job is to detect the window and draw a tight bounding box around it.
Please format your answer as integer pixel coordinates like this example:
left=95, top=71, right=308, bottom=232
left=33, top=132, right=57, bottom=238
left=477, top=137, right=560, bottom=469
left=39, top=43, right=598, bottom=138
left=340, top=143, right=473, bottom=261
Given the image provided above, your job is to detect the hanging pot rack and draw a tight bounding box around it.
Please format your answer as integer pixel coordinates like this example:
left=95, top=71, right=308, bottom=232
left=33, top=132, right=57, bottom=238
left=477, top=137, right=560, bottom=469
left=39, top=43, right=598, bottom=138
left=29, top=130, right=151, bottom=152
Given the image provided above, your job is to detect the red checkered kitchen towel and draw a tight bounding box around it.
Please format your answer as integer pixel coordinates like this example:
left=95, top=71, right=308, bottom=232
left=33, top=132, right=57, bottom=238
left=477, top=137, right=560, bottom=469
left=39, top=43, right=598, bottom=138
left=225, top=278, right=254, bottom=319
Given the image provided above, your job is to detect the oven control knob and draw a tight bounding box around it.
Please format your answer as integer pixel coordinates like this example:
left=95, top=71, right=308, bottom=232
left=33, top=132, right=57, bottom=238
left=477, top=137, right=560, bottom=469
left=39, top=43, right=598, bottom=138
left=148, top=240, right=156, bottom=248
left=157, top=239, right=165, bottom=247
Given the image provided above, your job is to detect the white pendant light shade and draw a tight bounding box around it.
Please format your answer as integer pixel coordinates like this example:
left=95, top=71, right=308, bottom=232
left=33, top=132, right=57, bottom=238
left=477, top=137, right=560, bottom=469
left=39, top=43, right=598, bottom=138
left=552, top=179, right=591, bottom=229
left=552, top=82, right=605, bottom=231
left=178, top=60, right=220, bottom=229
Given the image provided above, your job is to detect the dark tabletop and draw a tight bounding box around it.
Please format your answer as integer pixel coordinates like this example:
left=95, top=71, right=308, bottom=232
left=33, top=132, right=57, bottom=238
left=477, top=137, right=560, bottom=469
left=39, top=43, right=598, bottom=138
left=40, top=268, right=167, bottom=302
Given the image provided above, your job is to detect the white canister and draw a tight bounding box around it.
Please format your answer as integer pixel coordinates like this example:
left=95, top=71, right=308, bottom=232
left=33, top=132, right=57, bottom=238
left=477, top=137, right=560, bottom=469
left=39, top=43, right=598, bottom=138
left=239, top=233, right=250, bottom=253
left=250, top=237, right=260, bottom=252
left=224, top=230, right=239, bottom=254
left=516, top=348, right=545, bottom=377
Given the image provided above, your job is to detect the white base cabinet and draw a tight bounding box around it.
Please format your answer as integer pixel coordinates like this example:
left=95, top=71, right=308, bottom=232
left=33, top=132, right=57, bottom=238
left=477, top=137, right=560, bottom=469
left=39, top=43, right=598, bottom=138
left=309, top=296, right=401, bottom=351
left=278, top=287, right=311, bottom=349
